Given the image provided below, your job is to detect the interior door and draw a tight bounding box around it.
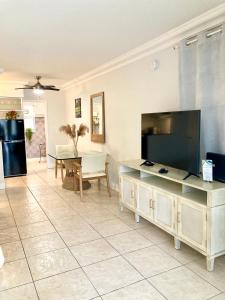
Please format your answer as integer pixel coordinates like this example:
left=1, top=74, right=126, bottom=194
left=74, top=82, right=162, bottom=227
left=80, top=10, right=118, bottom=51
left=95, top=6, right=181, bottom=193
left=137, top=184, right=153, bottom=219
left=121, top=176, right=136, bottom=210
left=177, top=198, right=207, bottom=251
left=153, top=190, right=176, bottom=233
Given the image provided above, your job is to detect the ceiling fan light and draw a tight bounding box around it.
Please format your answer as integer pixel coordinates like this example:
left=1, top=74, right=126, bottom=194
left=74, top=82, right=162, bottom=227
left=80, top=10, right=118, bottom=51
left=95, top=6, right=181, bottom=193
left=33, top=88, right=44, bottom=96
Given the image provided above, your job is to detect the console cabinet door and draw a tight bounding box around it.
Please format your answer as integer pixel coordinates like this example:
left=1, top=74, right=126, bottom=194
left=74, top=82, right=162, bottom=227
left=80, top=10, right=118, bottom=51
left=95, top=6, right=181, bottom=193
left=120, top=177, right=136, bottom=210
left=153, top=190, right=176, bottom=233
left=177, top=198, right=207, bottom=251
left=137, top=184, right=153, bottom=220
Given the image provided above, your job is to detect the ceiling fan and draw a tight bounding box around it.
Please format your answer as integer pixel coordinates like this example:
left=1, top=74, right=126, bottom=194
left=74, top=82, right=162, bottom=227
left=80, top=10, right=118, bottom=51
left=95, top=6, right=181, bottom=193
left=15, top=76, right=60, bottom=95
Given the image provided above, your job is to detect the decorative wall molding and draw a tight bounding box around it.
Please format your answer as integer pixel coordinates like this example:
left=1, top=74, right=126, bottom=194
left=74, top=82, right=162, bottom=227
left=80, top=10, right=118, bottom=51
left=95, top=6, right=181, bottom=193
left=62, top=3, right=225, bottom=90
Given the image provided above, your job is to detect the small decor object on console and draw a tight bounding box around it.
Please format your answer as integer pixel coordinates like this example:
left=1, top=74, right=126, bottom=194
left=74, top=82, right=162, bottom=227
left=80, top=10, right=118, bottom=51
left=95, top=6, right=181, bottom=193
left=59, top=123, right=89, bottom=157
left=5, top=110, right=19, bottom=120
left=159, top=167, right=168, bottom=174
left=202, top=160, right=213, bottom=182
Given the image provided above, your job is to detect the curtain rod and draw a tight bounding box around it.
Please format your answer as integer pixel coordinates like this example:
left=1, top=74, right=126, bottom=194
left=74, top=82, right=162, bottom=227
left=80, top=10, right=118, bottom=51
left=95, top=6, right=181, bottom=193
left=185, top=25, right=223, bottom=46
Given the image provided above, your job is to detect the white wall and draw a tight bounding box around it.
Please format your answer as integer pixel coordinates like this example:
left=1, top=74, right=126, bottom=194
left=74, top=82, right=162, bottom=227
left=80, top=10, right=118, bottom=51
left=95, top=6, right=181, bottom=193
left=45, top=91, right=67, bottom=167
left=64, top=47, right=180, bottom=189
left=0, top=82, right=23, bottom=98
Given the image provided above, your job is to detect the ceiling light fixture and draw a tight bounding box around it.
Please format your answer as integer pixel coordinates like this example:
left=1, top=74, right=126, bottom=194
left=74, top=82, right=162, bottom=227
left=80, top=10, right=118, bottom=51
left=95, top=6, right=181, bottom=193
left=33, top=87, right=44, bottom=96
left=15, top=76, right=60, bottom=95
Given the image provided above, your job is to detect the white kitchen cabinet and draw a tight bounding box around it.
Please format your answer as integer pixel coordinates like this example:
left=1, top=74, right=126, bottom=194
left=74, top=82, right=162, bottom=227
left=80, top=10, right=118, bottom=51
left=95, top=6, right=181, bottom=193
left=177, top=198, right=207, bottom=251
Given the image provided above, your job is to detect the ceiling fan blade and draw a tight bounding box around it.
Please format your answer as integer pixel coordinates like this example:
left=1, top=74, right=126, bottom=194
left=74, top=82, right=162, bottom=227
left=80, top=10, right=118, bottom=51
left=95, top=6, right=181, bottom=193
left=15, top=76, right=60, bottom=92
left=15, top=87, right=33, bottom=90
left=43, top=87, right=60, bottom=91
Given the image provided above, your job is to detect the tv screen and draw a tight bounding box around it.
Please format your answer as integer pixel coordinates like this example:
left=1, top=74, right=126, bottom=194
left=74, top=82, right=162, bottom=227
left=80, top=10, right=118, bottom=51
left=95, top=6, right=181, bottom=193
left=141, top=110, right=201, bottom=175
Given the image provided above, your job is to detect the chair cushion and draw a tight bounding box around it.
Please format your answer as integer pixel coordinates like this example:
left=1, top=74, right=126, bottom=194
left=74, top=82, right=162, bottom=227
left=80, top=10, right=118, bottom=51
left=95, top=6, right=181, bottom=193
left=82, top=171, right=106, bottom=179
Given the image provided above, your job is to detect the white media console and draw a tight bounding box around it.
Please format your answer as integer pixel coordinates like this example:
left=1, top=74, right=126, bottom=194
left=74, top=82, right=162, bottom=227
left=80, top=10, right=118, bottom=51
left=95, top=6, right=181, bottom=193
left=119, top=160, right=225, bottom=271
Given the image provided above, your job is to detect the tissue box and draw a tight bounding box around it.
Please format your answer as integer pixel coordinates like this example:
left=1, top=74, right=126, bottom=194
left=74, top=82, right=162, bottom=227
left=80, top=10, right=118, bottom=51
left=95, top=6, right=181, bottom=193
left=202, top=160, right=213, bottom=182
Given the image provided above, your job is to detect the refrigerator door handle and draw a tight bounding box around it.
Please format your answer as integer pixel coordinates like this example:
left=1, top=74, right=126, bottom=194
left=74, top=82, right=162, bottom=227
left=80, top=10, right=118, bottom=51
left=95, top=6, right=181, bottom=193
left=4, top=140, right=24, bottom=143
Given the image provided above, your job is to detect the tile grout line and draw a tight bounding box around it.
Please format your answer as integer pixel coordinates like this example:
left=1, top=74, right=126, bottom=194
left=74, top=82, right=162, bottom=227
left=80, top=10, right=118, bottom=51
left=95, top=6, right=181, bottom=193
left=25, top=168, right=157, bottom=297
left=26, top=168, right=179, bottom=299
left=5, top=166, right=222, bottom=299
left=5, top=189, right=40, bottom=300
left=20, top=171, right=102, bottom=299
left=184, top=262, right=224, bottom=293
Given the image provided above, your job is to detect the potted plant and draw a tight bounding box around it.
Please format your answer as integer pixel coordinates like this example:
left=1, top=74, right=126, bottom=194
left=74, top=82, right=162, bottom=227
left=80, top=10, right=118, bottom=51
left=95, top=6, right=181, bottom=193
left=5, top=110, right=19, bottom=120
left=25, top=128, right=33, bottom=144
left=59, top=123, right=89, bottom=156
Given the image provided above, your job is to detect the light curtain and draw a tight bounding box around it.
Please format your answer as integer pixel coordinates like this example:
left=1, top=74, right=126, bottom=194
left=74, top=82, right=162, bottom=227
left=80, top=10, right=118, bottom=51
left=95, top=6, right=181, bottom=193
left=179, top=24, right=225, bottom=158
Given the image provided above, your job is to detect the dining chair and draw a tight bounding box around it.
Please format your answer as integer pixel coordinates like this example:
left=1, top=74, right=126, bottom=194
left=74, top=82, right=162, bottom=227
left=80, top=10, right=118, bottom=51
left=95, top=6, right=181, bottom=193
left=73, top=152, right=111, bottom=200
left=55, top=144, right=74, bottom=180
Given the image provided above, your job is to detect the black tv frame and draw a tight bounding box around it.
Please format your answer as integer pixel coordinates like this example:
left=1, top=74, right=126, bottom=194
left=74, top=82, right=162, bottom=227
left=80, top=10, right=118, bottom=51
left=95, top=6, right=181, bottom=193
left=141, top=110, right=201, bottom=180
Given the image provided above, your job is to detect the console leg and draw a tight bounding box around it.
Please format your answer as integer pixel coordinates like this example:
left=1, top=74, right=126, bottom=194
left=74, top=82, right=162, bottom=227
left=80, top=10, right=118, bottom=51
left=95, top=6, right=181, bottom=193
left=135, top=213, right=140, bottom=223
left=207, top=257, right=215, bottom=272
left=174, top=238, right=181, bottom=250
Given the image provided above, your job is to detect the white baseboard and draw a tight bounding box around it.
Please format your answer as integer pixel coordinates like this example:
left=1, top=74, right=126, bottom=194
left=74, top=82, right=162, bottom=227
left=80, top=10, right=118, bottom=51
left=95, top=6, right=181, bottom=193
left=27, top=157, right=46, bottom=162
left=99, top=179, right=119, bottom=192
left=0, top=182, right=5, bottom=190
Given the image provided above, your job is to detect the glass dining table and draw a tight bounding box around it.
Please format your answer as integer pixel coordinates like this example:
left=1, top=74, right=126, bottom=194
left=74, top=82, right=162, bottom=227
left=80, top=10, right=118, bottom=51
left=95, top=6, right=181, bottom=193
left=48, top=151, right=96, bottom=191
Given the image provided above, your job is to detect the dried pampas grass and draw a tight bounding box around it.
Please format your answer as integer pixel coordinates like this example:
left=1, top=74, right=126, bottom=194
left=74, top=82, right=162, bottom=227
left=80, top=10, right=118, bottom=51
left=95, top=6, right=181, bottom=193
left=59, top=123, right=89, bottom=150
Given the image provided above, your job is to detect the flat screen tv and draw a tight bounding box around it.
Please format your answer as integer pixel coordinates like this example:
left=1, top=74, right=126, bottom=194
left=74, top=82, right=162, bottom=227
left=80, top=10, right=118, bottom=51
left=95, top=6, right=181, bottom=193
left=141, top=110, right=201, bottom=176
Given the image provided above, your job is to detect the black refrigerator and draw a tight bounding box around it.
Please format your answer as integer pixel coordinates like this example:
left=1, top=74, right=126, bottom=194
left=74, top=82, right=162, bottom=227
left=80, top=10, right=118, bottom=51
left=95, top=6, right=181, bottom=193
left=0, top=119, right=27, bottom=177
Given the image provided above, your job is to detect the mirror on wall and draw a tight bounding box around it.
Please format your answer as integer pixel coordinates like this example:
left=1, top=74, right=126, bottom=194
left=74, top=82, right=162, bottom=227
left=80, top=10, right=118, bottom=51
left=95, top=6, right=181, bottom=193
left=90, top=92, right=105, bottom=143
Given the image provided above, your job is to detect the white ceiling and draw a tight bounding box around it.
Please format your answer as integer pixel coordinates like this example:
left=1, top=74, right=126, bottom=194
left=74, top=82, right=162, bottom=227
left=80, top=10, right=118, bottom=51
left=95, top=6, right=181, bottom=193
left=0, top=0, right=224, bottom=84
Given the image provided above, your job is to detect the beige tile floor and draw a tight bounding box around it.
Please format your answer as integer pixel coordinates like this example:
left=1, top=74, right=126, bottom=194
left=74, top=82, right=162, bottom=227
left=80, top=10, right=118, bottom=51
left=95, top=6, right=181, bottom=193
left=0, top=161, right=225, bottom=299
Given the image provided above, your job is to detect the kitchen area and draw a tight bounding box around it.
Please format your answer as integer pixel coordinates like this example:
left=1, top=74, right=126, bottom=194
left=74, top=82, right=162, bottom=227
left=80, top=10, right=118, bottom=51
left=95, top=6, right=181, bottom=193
left=0, top=96, right=47, bottom=189
left=0, top=97, right=25, bottom=189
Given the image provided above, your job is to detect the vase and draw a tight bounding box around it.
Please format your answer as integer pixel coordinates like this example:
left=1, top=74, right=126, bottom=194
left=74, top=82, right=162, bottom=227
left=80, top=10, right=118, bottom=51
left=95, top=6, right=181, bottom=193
left=74, top=147, right=78, bottom=157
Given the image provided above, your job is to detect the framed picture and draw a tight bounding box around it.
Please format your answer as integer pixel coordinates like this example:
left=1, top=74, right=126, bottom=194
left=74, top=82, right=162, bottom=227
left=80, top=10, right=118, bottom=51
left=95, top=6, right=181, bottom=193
left=75, top=98, right=81, bottom=118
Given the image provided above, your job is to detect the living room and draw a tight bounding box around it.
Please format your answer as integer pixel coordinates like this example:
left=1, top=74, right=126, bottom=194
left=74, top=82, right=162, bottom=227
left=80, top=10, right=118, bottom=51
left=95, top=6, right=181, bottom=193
left=0, top=1, right=225, bottom=299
